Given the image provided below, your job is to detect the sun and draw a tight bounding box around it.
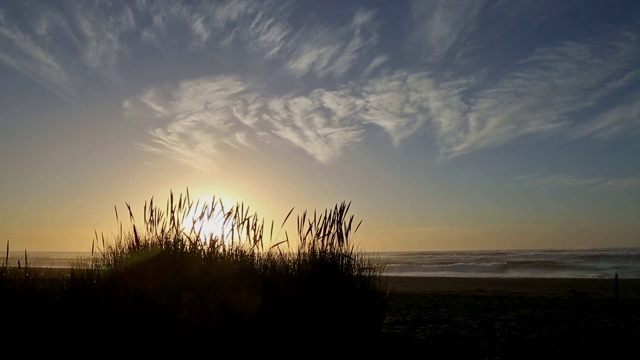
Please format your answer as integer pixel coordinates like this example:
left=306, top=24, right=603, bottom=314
left=187, top=194, right=236, bottom=245
left=191, top=213, right=231, bottom=243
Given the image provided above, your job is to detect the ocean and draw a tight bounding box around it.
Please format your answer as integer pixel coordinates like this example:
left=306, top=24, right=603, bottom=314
left=375, top=247, right=640, bottom=279
left=2, top=251, right=94, bottom=269
left=4, top=247, right=640, bottom=279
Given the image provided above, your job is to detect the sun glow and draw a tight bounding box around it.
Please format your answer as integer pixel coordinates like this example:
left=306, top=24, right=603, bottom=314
left=187, top=194, right=237, bottom=246
left=180, top=188, right=288, bottom=251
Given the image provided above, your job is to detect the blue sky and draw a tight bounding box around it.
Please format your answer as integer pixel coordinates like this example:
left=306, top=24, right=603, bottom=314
left=1, top=0, right=639, bottom=252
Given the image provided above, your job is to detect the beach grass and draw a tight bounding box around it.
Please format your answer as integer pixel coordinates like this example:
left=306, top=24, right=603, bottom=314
left=0, top=189, right=390, bottom=350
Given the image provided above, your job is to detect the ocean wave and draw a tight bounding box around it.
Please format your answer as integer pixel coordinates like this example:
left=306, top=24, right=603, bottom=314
left=378, top=248, right=640, bottom=279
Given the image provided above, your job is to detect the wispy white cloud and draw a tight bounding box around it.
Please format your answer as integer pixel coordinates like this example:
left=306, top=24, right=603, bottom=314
left=135, top=0, right=266, bottom=50
left=0, top=21, right=75, bottom=102
left=285, top=8, right=379, bottom=78
left=128, top=70, right=463, bottom=167
left=0, top=1, right=139, bottom=99
left=600, top=177, right=640, bottom=190
left=129, top=0, right=295, bottom=63
left=138, top=88, right=171, bottom=117
left=130, top=69, right=463, bottom=168
left=212, top=0, right=256, bottom=25
left=362, top=55, right=387, bottom=77
left=434, top=31, right=640, bottom=158
left=573, top=93, right=640, bottom=140
left=264, top=90, right=365, bottom=163
left=397, top=2, right=640, bottom=159
left=73, top=3, right=135, bottom=76
left=0, top=1, right=274, bottom=99
left=515, top=175, right=640, bottom=190
left=0, top=1, right=385, bottom=103
left=360, top=71, right=466, bottom=147
left=128, top=77, right=367, bottom=166
left=528, top=175, right=603, bottom=187
left=128, top=1, right=380, bottom=80
left=408, top=0, right=486, bottom=62
left=245, top=7, right=291, bottom=59
left=133, top=76, right=264, bottom=170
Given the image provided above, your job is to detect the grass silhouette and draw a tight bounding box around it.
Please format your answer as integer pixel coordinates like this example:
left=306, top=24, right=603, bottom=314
left=1, top=189, right=389, bottom=350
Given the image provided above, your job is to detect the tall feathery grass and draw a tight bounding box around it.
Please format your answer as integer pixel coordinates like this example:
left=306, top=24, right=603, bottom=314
left=1, top=189, right=389, bottom=347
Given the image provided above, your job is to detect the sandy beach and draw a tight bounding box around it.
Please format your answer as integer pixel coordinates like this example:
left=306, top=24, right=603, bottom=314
left=380, top=276, right=640, bottom=359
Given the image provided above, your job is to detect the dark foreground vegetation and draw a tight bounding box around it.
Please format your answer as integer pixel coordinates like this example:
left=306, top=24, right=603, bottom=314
left=1, top=190, right=389, bottom=352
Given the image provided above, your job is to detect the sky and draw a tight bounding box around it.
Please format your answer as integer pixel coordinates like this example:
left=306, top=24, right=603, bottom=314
left=1, top=0, right=639, bottom=253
